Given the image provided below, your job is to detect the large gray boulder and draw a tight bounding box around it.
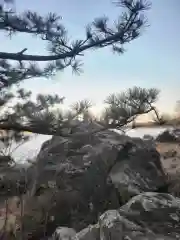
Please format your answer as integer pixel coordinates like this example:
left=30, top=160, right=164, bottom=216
left=28, top=121, right=167, bottom=232
left=109, top=146, right=166, bottom=202
left=74, top=192, right=180, bottom=240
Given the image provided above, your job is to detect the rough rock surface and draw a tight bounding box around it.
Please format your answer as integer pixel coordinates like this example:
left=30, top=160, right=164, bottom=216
left=26, top=121, right=167, bottom=236
left=33, top=122, right=166, bottom=196
left=74, top=192, right=180, bottom=240
left=109, top=146, right=166, bottom=200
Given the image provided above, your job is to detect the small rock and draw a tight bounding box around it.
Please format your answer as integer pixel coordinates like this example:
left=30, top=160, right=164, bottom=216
left=156, top=130, right=178, bottom=142
left=52, top=227, right=76, bottom=240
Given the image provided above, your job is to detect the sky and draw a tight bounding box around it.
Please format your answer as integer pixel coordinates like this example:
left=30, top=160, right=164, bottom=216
left=1, top=0, right=180, bottom=120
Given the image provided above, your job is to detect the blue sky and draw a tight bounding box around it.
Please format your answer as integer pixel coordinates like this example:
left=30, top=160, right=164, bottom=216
left=1, top=0, right=180, bottom=119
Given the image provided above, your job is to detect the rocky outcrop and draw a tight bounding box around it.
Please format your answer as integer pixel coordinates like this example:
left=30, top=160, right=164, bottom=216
left=24, top=121, right=167, bottom=238
left=71, top=192, right=180, bottom=240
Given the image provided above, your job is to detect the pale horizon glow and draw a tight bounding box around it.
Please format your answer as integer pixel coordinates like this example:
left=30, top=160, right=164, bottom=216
left=1, top=0, right=180, bottom=121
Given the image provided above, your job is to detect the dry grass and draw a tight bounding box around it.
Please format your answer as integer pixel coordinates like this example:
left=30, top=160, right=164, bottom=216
left=0, top=196, right=20, bottom=239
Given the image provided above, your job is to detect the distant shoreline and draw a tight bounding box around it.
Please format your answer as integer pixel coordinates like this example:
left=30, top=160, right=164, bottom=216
left=131, top=122, right=179, bottom=129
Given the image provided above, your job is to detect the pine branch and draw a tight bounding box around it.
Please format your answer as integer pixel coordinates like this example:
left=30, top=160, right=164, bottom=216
left=0, top=104, right=155, bottom=137
left=0, top=1, right=153, bottom=140
left=0, top=86, right=159, bottom=137
left=0, top=0, right=150, bottom=64
left=0, top=0, right=151, bottom=90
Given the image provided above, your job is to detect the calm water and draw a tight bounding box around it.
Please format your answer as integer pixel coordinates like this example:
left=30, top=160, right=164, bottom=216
left=0, top=127, right=170, bottom=162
